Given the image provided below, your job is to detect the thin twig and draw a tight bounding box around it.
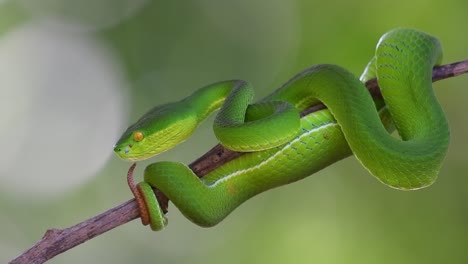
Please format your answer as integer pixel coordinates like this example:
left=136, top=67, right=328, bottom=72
left=9, top=60, right=468, bottom=264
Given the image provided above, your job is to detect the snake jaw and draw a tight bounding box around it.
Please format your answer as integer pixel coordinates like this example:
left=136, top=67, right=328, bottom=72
left=113, top=144, right=131, bottom=160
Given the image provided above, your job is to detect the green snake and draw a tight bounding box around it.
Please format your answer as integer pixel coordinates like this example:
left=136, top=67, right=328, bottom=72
left=114, top=28, right=449, bottom=231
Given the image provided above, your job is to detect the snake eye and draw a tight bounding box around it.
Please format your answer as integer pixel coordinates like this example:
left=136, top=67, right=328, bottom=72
left=133, top=131, right=144, bottom=142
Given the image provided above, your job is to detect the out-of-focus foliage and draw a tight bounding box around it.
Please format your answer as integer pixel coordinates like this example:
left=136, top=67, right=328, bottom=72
left=1, top=0, right=468, bottom=263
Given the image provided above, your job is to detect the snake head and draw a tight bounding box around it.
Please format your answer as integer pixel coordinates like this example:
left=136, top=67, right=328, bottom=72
left=114, top=102, right=198, bottom=161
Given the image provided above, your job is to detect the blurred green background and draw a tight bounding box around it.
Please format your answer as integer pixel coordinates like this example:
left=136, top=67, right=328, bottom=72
left=1, top=0, right=468, bottom=263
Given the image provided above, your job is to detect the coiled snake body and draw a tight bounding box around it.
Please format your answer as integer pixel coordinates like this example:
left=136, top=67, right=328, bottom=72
left=114, top=28, right=449, bottom=231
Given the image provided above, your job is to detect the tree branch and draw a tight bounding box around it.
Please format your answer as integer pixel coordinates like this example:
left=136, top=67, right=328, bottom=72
left=9, top=60, right=468, bottom=264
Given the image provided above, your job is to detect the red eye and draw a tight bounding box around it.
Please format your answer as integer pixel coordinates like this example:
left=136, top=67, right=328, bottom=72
left=133, top=131, right=144, bottom=142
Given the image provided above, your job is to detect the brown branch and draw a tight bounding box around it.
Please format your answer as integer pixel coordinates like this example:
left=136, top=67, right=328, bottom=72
left=10, top=200, right=140, bottom=264
left=9, top=60, right=468, bottom=264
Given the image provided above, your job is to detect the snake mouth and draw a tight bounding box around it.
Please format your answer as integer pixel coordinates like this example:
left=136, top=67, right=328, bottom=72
left=114, top=142, right=163, bottom=161
left=114, top=144, right=133, bottom=161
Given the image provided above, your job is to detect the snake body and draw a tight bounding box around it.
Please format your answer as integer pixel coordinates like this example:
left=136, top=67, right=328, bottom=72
left=114, top=28, right=449, bottom=231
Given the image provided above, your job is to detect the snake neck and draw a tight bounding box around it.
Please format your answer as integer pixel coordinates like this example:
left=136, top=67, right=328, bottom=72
left=186, top=80, right=245, bottom=122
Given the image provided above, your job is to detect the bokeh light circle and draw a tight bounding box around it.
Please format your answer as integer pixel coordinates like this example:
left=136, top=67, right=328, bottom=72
left=0, top=19, right=128, bottom=200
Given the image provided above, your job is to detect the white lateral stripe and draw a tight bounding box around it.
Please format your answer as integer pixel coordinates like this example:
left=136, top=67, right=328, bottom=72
left=208, top=106, right=388, bottom=188
left=209, top=122, right=337, bottom=187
